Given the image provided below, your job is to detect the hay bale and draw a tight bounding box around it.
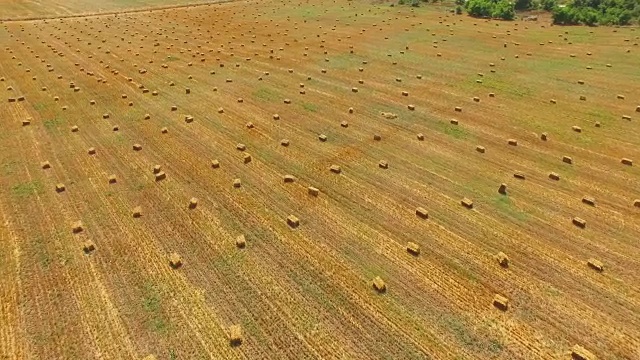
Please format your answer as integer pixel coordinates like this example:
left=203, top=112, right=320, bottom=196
left=83, top=240, right=96, bottom=254
left=473, top=96, right=480, bottom=102
left=88, top=148, right=96, bottom=155
left=621, top=158, right=633, bottom=166
left=493, top=294, right=509, bottom=311
left=22, top=118, right=31, bottom=126
left=580, top=95, right=586, bottom=101
left=617, top=94, right=625, bottom=99
left=636, top=106, right=640, bottom=113
left=454, top=106, right=462, bottom=112
left=308, top=186, right=320, bottom=196
left=133, top=144, right=143, bottom=151
left=573, top=217, right=586, bottom=228
left=622, top=115, right=632, bottom=121
left=540, top=132, right=548, bottom=141
left=351, top=87, right=358, bottom=93
left=245, top=122, right=254, bottom=129
left=571, top=345, right=596, bottom=360
left=72, top=221, right=83, bottom=233
left=169, top=253, right=182, bottom=268
left=587, top=258, right=604, bottom=272
left=513, top=172, right=525, bottom=180
left=563, top=156, right=573, bottom=164
left=41, top=161, right=51, bottom=169
left=171, top=105, right=177, bottom=111
left=189, top=197, right=198, bottom=209
left=348, top=107, right=354, bottom=114
left=595, top=122, right=601, bottom=128
left=71, top=125, right=79, bottom=132
left=236, top=235, right=246, bottom=248
left=284, top=99, right=291, bottom=104
left=273, top=114, right=280, bottom=120
left=496, top=252, right=509, bottom=267
left=572, top=126, right=582, bottom=133
left=407, top=242, right=420, bottom=256
left=415, top=207, right=429, bottom=219
left=229, top=325, right=243, bottom=346
left=340, top=121, right=348, bottom=128
left=287, top=215, right=300, bottom=228
left=155, top=171, right=166, bottom=181
left=233, top=179, right=242, bottom=188
left=372, top=276, right=386, bottom=293
left=280, top=139, right=290, bottom=147
left=461, top=198, right=473, bottom=209
left=417, top=133, right=425, bottom=141
left=498, top=183, right=507, bottom=195
left=489, top=93, right=495, bottom=97
left=582, top=196, right=596, bottom=206
left=185, top=115, right=194, bottom=123
left=407, top=104, right=415, bottom=110
left=373, top=134, right=382, bottom=141
left=55, top=183, right=66, bottom=193
left=161, top=127, right=168, bottom=134
left=103, top=113, right=110, bottom=119
left=283, top=175, right=296, bottom=183
left=318, top=134, right=328, bottom=142
left=144, top=114, right=151, bottom=120
left=476, top=145, right=486, bottom=153
left=243, top=153, right=252, bottom=164
left=185, top=88, right=191, bottom=94
left=549, top=172, right=560, bottom=181
left=329, top=165, right=342, bottom=174
left=507, top=139, right=518, bottom=146
left=550, top=99, right=557, bottom=104
left=450, top=119, right=459, bottom=125
left=634, top=199, right=640, bottom=208
left=108, top=175, right=117, bottom=184
left=7, top=98, right=16, bottom=103
left=236, top=144, right=246, bottom=151
left=132, top=206, right=142, bottom=218
left=211, top=160, right=220, bottom=169
left=378, top=160, right=389, bottom=169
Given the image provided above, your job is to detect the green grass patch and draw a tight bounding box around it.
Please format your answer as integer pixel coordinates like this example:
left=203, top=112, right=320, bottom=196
left=43, top=117, right=63, bottom=131
left=10, top=180, right=43, bottom=198
left=490, top=195, right=529, bottom=222
left=142, top=282, right=169, bottom=335
left=300, top=102, right=318, bottom=112
left=432, top=121, right=471, bottom=140
left=33, top=102, right=48, bottom=111
left=1, top=160, right=17, bottom=175
left=252, top=87, right=279, bottom=102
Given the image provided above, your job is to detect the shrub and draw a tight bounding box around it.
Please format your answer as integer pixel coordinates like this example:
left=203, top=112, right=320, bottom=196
left=456, top=5, right=463, bottom=13
left=541, top=0, right=556, bottom=10
left=465, top=0, right=516, bottom=20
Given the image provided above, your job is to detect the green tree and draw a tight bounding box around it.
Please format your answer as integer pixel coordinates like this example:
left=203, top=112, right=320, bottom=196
left=541, top=0, right=557, bottom=11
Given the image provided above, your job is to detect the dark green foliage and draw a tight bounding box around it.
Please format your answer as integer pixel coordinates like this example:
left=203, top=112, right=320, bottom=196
left=456, top=5, right=463, bottom=13
left=411, top=0, right=420, bottom=6
left=552, top=0, right=639, bottom=25
left=514, top=0, right=533, bottom=10
left=455, top=0, right=465, bottom=5
left=541, top=0, right=557, bottom=10
left=465, top=0, right=516, bottom=20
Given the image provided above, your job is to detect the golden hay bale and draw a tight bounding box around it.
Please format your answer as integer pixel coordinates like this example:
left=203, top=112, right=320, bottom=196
left=496, top=252, right=509, bottom=267
left=621, top=158, right=633, bottom=166
left=243, top=153, right=252, bottom=164
left=273, top=114, right=280, bottom=120
left=550, top=99, right=557, bottom=104
left=133, top=144, right=143, bottom=151
left=72, top=221, right=83, bottom=233
left=402, top=91, right=409, bottom=96
left=476, top=145, right=486, bottom=153
left=103, top=113, right=110, bottom=119
left=634, top=199, right=640, bottom=208
left=573, top=217, right=586, bottom=228
left=71, top=125, right=79, bottom=132
left=284, top=99, right=291, bottom=104
left=417, top=133, right=425, bottom=141
left=572, top=126, right=582, bottom=133
left=493, top=294, right=509, bottom=311
left=319, top=134, right=328, bottom=142
left=415, top=207, right=429, bottom=219
left=582, top=196, right=596, bottom=206
left=340, top=121, right=349, bottom=128
left=571, top=345, right=596, bottom=360
left=287, top=215, right=300, bottom=228
left=41, top=161, right=51, bottom=169
left=587, top=258, right=604, bottom=272
left=563, top=156, right=573, bottom=164
left=407, top=104, right=415, bottom=110
left=372, top=276, right=386, bottom=293
left=373, top=134, right=382, bottom=141
left=83, top=240, right=96, bottom=254
left=229, top=325, right=243, bottom=346
left=450, top=119, right=459, bottom=125
left=189, top=197, right=198, bottom=209
left=280, top=139, right=290, bottom=147
left=88, top=148, right=96, bottom=155
left=211, top=160, right=220, bottom=169
left=580, top=95, right=586, bottom=101
left=498, top=183, right=507, bottom=195
left=144, top=114, right=151, bottom=120
left=513, top=171, right=525, bottom=180
left=108, top=175, right=117, bottom=184
left=132, top=206, right=142, bottom=218
left=407, top=242, right=420, bottom=256
left=329, top=165, right=342, bottom=174
left=617, top=94, right=625, bottom=99
left=507, top=139, right=518, bottom=146
left=461, top=198, right=473, bottom=209
left=351, top=87, right=358, bottom=93
left=236, top=235, right=246, bottom=249
left=636, top=106, right=640, bottom=113
left=186, top=88, right=191, bottom=94
left=171, top=105, right=177, bottom=111
left=155, top=171, right=166, bottom=181
left=283, top=175, right=296, bottom=183
left=185, top=115, right=194, bottom=123
left=308, top=187, right=319, bottom=196
left=348, top=107, right=354, bottom=114
left=55, top=183, right=66, bottom=193
left=169, top=253, right=182, bottom=268
left=454, top=106, right=462, bottom=112
left=22, top=118, right=31, bottom=126
left=540, top=132, right=548, bottom=141
left=233, top=179, right=242, bottom=188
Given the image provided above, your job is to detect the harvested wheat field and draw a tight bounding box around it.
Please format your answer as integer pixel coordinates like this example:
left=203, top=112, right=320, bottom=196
left=0, top=0, right=639, bottom=358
